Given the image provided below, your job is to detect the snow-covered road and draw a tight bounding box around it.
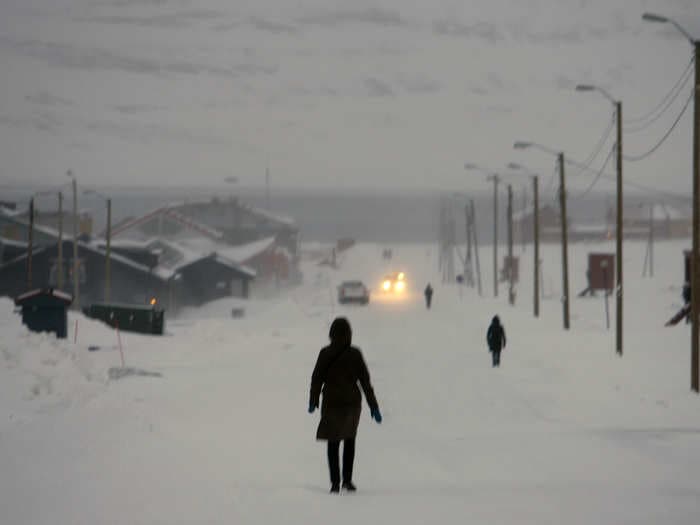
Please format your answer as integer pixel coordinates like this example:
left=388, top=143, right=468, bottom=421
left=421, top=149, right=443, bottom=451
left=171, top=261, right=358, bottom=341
left=1, top=241, right=699, bottom=524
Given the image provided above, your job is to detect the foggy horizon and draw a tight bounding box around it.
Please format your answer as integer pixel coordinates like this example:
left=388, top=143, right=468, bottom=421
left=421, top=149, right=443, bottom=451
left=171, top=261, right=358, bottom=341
left=1, top=0, right=699, bottom=196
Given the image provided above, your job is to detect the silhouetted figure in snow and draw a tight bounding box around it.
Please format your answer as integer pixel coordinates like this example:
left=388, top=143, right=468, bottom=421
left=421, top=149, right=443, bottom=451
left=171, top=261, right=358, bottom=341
left=309, top=317, right=381, bottom=493
left=486, top=316, right=506, bottom=367
left=683, top=281, right=691, bottom=323
left=424, top=283, right=434, bottom=309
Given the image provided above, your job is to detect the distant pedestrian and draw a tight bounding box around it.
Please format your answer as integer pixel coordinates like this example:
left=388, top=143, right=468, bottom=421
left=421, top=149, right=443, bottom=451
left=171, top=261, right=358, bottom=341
left=424, top=283, right=434, bottom=309
left=309, top=317, right=381, bottom=494
left=486, top=315, right=506, bottom=367
left=683, top=282, right=691, bottom=323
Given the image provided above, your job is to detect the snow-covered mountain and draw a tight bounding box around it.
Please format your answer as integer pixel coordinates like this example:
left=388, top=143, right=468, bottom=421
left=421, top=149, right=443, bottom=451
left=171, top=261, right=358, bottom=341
left=0, top=0, right=698, bottom=194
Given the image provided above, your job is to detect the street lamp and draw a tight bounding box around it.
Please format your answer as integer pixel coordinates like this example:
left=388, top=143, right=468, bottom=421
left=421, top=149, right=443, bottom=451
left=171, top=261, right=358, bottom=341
left=508, top=162, right=540, bottom=318
left=643, top=11, right=700, bottom=392
left=465, top=163, right=500, bottom=298
left=84, top=189, right=112, bottom=303
left=66, top=170, right=79, bottom=309
left=576, top=83, right=624, bottom=356
left=514, top=142, right=571, bottom=330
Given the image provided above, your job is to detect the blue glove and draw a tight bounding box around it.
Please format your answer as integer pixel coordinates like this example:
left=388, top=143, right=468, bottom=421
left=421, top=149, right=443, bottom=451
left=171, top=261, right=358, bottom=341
left=370, top=407, right=382, bottom=424
left=308, top=402, right=317, bottom=414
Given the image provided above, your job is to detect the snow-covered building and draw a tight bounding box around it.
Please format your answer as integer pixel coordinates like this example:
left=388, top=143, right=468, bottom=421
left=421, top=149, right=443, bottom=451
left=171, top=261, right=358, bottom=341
left=107, top=198, right=300, bottom=283
left=611, top=203, right=691, bottom=240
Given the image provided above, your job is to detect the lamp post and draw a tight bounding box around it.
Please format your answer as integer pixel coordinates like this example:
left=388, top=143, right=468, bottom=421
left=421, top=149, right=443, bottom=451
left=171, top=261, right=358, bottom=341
left=508, top=162, right=540, bottom=318
left=576, top=83, right=624, bottom=356
left=643, top=11, right=699, bottom=392
left=66, top=171, right=79, bottom=308
left=27, top=197, right=34, bottom=290
left=514, top=142, right=570, bottom=330
left=465, top=163, right=500, bottom=297
left=84, top=189, right=112, bottom=303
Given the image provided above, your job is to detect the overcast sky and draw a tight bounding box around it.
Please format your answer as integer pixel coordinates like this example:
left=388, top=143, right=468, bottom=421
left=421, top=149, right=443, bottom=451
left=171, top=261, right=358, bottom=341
left=0, top=0, right=698, bottom=195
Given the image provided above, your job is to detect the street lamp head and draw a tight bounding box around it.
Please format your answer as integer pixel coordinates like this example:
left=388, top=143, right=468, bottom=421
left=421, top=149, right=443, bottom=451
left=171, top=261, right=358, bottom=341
left=642, top=12, right=668, bottom=24
left=66, top=170, right=74, bottom=178
left=575, top=84, right=595, bottom=92
left=513, top=141, right=532, bottom=150
left=507, top=162, right=523, bottom=170
left=464, top=163, right=478, bottom=170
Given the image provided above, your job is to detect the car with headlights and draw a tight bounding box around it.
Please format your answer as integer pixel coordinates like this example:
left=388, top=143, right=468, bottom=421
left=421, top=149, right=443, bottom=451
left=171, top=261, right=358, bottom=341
left=337, top=280, right=370, bottom=305
left=381, top=271, right=407, bottom=294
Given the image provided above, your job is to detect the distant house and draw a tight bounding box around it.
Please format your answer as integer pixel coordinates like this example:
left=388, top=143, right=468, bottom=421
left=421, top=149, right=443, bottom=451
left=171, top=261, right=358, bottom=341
left=514, top=205, right=567, bottom=243
left=0, top=240, right=172, bottom=308
left=108, top=198, right=299, bottom=283
left=92, top=238, right=257, bottom=307
left=514, top=204, right=609, bottom=243
left=613, top=203, right=691, bottom=240
left=0, top=208, right=257, bottom=311
left=16, top=209, right=93, bottom=237
left=0, top=206, right=58, bottom=245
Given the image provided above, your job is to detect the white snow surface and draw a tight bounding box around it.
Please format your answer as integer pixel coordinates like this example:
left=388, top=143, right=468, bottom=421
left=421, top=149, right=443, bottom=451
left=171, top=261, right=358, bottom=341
left=1, top=240, right=699, bottom=524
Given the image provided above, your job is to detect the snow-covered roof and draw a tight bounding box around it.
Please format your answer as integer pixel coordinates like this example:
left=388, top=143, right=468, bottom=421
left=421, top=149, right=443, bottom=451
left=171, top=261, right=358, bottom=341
left=0, top=206, right=66, bottom=240
left=147, top=238, right=256, bottom=278
left=246, top=205, right=296, bottom=227
left=15, top=288, right=73, bottom=304
left=0, top=236, right=28, bottom=248
left=216, top=236, right=277, bottom=264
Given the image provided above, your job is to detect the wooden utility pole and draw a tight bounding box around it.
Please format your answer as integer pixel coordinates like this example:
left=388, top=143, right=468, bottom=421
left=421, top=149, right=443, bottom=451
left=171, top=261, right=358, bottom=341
left=649, top=204, right=654, bottom=277
left=105, top=198, right=112, bottom=303
left=615, top=100, right=624, bottom=356
left=464, top=203, right=474, bottom=287
left=691, top=41, right=700, bottom=392
left=70, top=172, right=80, bottom=309
left=521, top=186, right=527, bottom=252
left=471, top=200, right=483, bottom=297
left=488, top=175, right=500, bottom=297
left=507, top=185, right=514, bottom=305
left=533, top=175, right=540, bottom=317
left=57, top=192, right=63, bottom=290
left=558, top=153, right=570, bottom=330
left=646, top=203, right=655, bottom=278
left=27, top=197, right=34, bottom=290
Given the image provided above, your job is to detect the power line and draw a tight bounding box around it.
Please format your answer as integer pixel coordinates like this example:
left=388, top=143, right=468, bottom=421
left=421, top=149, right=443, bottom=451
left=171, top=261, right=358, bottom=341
left=624, top=89, right=694, bottom=162
left=574, top=145, right=616, bottom=199
left=625, top=58, right=694, bottom=134
left=625, top=54, right=694, bottom=126
left=576, top=112, right=616, bottom=172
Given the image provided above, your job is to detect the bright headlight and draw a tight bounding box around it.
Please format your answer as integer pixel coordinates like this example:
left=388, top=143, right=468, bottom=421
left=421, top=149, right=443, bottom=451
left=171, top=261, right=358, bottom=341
left=397, top=272, right=405, bottom=281
left=382, top=280, right=391, bottom=291
left=395, top=281, right=406, bottom=292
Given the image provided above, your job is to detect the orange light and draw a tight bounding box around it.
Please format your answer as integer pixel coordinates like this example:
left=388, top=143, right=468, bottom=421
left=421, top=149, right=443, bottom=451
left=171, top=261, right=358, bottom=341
left=150, top=297, right=157, bottom=305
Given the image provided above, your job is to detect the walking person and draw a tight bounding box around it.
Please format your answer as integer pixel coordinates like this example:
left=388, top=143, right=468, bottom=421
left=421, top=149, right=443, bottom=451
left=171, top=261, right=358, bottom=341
left=309, top=317, right=382, bottom=493
left=486, top=315, right=506, bottom=367
left=424, top=283, right=434, bottom=309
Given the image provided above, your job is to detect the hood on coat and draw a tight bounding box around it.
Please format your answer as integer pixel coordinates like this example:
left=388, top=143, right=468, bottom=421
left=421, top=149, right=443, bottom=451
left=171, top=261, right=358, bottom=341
left=329, top=317, right=352, bottom=347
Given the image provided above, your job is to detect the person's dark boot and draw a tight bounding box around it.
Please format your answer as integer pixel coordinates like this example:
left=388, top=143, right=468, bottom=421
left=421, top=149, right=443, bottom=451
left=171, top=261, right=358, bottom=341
left=342, top=481, right=356, bottom=492
left=330, top=483, right=340, bottom=494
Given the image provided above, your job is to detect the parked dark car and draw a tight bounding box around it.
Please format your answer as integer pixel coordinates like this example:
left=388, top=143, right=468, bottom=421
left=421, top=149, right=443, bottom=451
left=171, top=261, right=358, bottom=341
left=337, top=281, right=370, bottom=305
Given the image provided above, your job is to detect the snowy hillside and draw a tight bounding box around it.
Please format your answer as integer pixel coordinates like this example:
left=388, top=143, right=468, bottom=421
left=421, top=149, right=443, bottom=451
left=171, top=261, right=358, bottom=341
left=1, top=0, right=698, bottom=194
left=1, top=240, right=699, bottom=524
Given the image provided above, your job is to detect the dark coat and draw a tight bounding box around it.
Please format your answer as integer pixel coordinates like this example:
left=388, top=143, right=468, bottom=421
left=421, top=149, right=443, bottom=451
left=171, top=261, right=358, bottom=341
left=310, top=344, right=379, bottom=441
left=487, top=321, right=506, bottom=351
